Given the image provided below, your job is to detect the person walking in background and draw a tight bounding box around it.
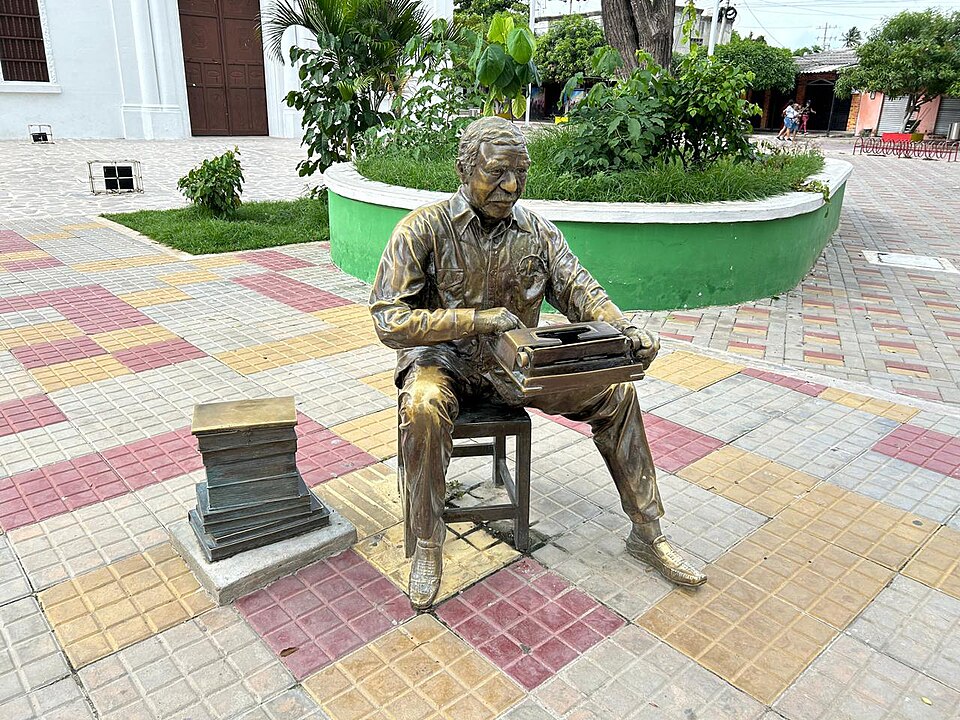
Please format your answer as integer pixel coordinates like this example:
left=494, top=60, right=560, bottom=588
left=800, top=102, right=816, bottom=135
left=778, top=99, right=799, bottom=141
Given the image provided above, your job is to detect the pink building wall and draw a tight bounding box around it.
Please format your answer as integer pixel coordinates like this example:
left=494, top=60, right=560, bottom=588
left=856, top=92, right=943, bottom=135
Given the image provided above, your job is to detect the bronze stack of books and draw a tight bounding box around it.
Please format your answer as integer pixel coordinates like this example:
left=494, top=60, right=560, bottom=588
left=189, top=397, right=330, bottom=561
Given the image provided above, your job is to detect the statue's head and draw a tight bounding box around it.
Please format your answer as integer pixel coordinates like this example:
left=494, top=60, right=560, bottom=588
left=456, top=116, right=530, bottom=223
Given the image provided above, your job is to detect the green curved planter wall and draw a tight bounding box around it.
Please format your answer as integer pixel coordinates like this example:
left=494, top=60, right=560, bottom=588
left=327, top=187, right=845, bottom=311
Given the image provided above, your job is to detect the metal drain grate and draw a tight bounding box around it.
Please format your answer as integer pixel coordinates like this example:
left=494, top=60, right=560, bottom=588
left=87, top=160, right=143, bottom=195
left=863, top=251, right=959, bottom=274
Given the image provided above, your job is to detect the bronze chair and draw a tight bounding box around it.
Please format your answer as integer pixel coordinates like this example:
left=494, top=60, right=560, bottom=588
left=398, top=399, right=532, bottom=558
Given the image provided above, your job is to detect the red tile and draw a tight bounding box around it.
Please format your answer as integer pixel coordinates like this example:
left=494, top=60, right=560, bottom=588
left=661, top=332, right=695, bottom=342
left=739, top=368, right=827, bottom=397
left=643, top=415, right=725, bottom=473
left=436, top=559, right=624, bottom=690
left=112, top=338, right=206, bottom=372
left=237, top=549, right=413, bottom=679
left=295, top=416, right=378, bottom=486
left=0, top=231, right=36, bottom=253
left=11, top=336, right=108, bottom=368
left=44, top=285, right=153, bottom=333
left=238, top=250, right=315, bottom=271
left=102, top=427, right=202, bottom=490
left=0, top=453, right=126, bottom=531
left=0, top=395, right=67, bottom=437
left=3, top=257, right=65, bottom=272
left=233, top=272, right=351, bottom=313
left=530, top=409, right=591, bottom=436
left=873, top=424, right=960, bottom=478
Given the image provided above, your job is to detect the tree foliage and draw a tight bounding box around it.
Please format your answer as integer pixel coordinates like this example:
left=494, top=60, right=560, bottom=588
left=714, top=34, right=796, bottom=92
left=793, top=44, right=823, bottom=56
left=261, top=0, right=444, bottom=175
left=534, top=15, right=611, bottom=85
left=836, top=9, right=960, bottom=131
left=841, top=26, right=862, bottom=48
left=467, top=12, right=539, bottom=117
left=454, top=0, right=527, bottom=31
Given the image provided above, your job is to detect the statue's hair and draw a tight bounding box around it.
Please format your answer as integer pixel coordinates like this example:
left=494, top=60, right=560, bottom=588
left=457, top=116, right=527, bottom=172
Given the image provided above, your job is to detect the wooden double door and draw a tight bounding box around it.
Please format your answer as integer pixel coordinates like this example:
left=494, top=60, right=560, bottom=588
left=178, top=0, right=268, bottom=136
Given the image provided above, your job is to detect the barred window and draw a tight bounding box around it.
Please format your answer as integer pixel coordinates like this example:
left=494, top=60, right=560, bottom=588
left=0, top=0, right=49, bottom=82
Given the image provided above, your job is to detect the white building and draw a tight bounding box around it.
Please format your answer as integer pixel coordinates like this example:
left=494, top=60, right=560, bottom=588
left=0, top=0, right=453, bottom=140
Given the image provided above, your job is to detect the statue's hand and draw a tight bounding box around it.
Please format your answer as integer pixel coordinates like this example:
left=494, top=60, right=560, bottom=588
left=623, top=327, right=659, bottom=366
left=475, top=308, right=523, bottom=335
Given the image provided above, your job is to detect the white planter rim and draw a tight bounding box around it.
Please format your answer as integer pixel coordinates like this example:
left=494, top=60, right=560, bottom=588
left=323, top=158, right=852, bottom=225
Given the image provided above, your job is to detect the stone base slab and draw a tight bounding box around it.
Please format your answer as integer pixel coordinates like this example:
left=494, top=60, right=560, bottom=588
left=169, top=508, right=357, bottom=605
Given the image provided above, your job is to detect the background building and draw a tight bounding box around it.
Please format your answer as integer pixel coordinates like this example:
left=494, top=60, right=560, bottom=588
left=0, top=0, right=453, bottom=140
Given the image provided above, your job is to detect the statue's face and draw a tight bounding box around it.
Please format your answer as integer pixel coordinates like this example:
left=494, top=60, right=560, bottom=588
left=462, top=142, right=530, bottom=222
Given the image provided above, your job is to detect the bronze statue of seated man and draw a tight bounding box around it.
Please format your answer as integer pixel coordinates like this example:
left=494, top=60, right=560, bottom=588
left=370, top=116, right=706, bottom=609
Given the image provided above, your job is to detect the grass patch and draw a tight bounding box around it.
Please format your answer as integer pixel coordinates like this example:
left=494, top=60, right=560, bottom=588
left=103, top=196, right=329, bottom=255
left=357, top=130, right=826, bottom=204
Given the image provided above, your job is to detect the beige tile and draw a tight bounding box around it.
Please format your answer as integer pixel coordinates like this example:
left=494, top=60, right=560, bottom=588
left=902, top=525, right=960, bottom=601
left=331, top=409, right=397, bottom=460
left=646, top=350, right=744, bottom=390
left=818, top=388, right=919, bottom=423
left=312, top=464, right=402, bottom=540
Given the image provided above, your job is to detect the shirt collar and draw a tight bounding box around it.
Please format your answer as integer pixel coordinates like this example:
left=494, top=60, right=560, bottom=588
left=449, top=188, right=532, bottom=238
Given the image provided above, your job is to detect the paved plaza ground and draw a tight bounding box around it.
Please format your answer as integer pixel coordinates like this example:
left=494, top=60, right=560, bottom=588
left=1, top=135, right=959, bottom=719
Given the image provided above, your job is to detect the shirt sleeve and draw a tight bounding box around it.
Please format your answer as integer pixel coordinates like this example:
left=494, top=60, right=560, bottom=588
left=369, top=208, right=477, bottom=349
left=542, top=219, right=633, bottom=329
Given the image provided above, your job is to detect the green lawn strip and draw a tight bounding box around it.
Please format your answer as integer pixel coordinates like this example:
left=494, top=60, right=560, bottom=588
left=102, top=196, right=329, bottom=255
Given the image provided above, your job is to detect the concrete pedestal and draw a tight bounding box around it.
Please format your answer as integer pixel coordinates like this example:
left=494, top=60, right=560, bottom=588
left=170, top=508, right=357, bottom=605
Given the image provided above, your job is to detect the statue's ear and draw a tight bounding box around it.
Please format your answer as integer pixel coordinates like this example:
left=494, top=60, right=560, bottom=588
left=455, top=159, right=466, bottom=182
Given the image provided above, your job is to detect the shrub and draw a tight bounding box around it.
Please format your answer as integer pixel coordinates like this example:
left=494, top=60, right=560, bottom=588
left=176, top=147, right=244, bottom=216
left=534, top=14, right=612, bottom=86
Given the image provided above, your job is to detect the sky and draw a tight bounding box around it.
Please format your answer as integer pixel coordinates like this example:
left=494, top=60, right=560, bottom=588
left=718, top=0, right=960, bottom=51
left=529, top=0, right=960, bottom=51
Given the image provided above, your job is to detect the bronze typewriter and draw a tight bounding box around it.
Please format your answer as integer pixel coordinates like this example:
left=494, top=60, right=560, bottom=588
left=493, top=321, right=648, bottom=397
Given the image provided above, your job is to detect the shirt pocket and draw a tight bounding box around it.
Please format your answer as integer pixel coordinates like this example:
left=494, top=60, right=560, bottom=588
left=435, top=268, right=465, bottom=304
left=515, top=254, right=548, bottom=304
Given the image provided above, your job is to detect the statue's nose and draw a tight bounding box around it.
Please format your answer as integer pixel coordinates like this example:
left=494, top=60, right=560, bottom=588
left=500, top=171, right=518, bottom=193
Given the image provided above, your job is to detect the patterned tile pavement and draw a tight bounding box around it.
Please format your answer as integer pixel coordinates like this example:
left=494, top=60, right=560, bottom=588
left=1, top=138, right=960, bottom=715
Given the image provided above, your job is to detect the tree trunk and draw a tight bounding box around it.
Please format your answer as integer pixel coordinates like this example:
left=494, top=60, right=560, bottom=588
left=601, top=0, right=674, bottom=71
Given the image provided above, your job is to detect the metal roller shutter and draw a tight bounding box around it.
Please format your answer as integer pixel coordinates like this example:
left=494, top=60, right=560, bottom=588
left=878, top=96, right=909, bottom=133
left=934, top=98, right=960, bottom=136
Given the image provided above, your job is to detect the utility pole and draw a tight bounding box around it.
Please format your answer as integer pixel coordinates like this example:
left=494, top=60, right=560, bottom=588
left=525, top=0, right=536, bottom=125
left=708, top=0, right=721, bottom=55
left=816, top=23, right=836, bottom=50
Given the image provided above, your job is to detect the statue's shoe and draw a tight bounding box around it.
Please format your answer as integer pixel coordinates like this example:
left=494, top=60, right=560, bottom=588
left=626, top=533, right=707, bottom=587
left=408, top=540, right=442, bottom=610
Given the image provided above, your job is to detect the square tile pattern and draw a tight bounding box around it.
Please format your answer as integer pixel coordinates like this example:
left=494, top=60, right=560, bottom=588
left=237, top=549, right=414, bottom=680
left=79, top=607, right=295, bottom=719
left=311, top=463, right=402, bottom=541
left=0, top=597, right=71, bottom=704
left=903, top=526, right=960, bottom=601
left=873, top=423, right=960, bottom=479
left=355, top=522, right=519, bottom=607
left=331, top=408, right=398, bottom=461
left=436, top=558, right=625, bottom=690
left=645, top=350, right=744, bottom=391
left=37, top=543, right=214, bottom=668
left=0, top=677, right=95, bottom=720
left=304, top=614, right=523, bottom=720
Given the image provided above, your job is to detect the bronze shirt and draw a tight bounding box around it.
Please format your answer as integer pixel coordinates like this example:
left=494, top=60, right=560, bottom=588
left=370, top=188, right=630, bottom=378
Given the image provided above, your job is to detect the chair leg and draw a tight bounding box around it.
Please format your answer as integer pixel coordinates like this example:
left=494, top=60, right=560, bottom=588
left=493, top=435, right=506, bottom=487
left=398, top=424, right=416, bottom=559
left=514, top=424, right=531, bottom=552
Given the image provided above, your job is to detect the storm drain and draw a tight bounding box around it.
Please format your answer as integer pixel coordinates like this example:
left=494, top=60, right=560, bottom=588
left=863, top=251, right=959, bottom=274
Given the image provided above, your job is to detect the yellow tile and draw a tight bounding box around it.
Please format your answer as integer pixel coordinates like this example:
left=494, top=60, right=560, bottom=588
left=311, top=304, right=379, bottom=340
left=360, top=371, right=397, bottom=397
left=72, top=255, right=173, bottom=272
left=159, top=269, right=220, bottom=286
left=191, top=255, right=244, bottom=269
left=62, top=222, right=104, bottom=231
left=303, top=615, right=523, bottom=719
left=0, top=249, right=50, bottom=262
left=26, top=232, right=73, bottom=241
left=118, top=287, right=191, bottom=308
left=90, top=324, right=177, bottom=352
left=645, top=350, right=744, bottom=391
left=355, top=524, right=518, bottom=606
left=37, top=543, right=213, bottom=668
left=217, top=327, right=375, bottom=375
left=30, top=355, right=132, bottom=392
left=331, top=409, right=397, bottom=460
left=773, top=484, right=936, bottom=571
left=886, top=365, right=929, bottom=379
left=903, top=526, right=960, bottom=601
left=727, top=344, right=765, bottom=358
left=0, top=320, right=84, bottom=350
left=638, top=565, right=838, bottom=704
left=677, top=447, right=819, bottom=517
left=818, top=387, right=919, bottom=423
left=312, top=464, right=402, bottom=540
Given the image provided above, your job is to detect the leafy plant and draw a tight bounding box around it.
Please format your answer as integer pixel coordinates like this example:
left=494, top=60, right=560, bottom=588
left=714, top=33, right=797, bottom=92
left=454, top=0, right=527, bottom=32
left=261, top=0, right=435, bottom=175
left=176, top=148, right=244, bottom=216
left=836, top=9, right=960, bottom=133
left=468, top=11, right=539, bottom=117
left=534, top=14, right=612, bottom=86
